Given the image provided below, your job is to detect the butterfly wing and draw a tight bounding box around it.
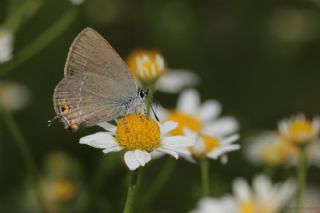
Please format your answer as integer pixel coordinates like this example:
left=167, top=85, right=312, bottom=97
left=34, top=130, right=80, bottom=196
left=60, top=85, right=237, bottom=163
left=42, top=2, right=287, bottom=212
left=53, top=28, right=137, bottom=130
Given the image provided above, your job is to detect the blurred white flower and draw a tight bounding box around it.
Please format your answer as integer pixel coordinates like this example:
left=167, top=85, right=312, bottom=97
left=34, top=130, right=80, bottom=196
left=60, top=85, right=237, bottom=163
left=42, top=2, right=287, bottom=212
left=233, top=175, right=295, bottom=213
left=190, top=196, right=236, bottom=213
left=127, top=49, right=198, bottom=92
left=278, top=114, right=320, bottom=145
left=185, top=129, right=239, bottom=163
left=155, top=89, right=239, bottom=161
left=69, top=0, right=85, bottom=5
left=246, top=132, right=290, bottom=167
left=80, top=114, right=194, bottom=170
left=0, top=82, right=30, bottom=111
left=190, top=175, right=295, bottom=213
left=156, top=68, right=199, bottom=93
left=246, top=131, right=320, bottom=167
left=0, top=27, right=14, bottom=63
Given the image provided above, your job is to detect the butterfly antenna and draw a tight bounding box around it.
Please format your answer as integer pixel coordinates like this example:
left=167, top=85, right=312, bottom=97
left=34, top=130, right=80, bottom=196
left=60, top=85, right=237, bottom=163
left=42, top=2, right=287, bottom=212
left=151, top=105, right=160, bottom=122
left=48, top=116, right=60, bottom=127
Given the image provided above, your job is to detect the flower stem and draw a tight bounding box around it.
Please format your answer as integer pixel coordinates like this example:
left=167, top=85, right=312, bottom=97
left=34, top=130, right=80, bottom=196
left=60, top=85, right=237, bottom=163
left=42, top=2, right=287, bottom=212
left=123, top=168, right=143, bottom=213
left=297, top=146, right=307, bottom=213
left=200, top=157, right=210, bottom=197
left=0, top=8, right=78, bottom=77
left=0, top=107, right=45, bottom=212
left=145, top=85, right=154, bottom=117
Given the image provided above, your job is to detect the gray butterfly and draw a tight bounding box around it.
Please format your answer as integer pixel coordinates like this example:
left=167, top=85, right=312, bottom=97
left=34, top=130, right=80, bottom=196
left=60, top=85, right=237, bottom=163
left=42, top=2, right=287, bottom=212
left=52, top=27, right=146, bottom=131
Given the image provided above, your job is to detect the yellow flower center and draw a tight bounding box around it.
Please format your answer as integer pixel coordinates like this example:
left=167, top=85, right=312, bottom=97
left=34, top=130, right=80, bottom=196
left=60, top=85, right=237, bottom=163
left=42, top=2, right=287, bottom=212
left=167, top=111, right=202, bottom=135
left=288, top=120, right=314, bottom=143
left=240, top=200, right=273, bottom=213
left=116, top=114, right=160, bottom=151
left=52, top=179, right=76, bottom=201
left=260, top=135, right=288, bottom=166
left=240, top=201, right=254, bottom=213
left=127, top=49, right=165, bottom=82
left=189, top=135, right=220, bottom=156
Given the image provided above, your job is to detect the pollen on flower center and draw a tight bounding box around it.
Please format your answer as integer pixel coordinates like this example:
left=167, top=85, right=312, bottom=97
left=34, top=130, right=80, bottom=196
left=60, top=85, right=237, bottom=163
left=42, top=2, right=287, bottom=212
left=116, top=114, right=161, bottom=151
left=167, top=111, right=202, bottom=135
left=289, top=120, right=314, bottom=141
left=240, top=200, right=254, bottom=213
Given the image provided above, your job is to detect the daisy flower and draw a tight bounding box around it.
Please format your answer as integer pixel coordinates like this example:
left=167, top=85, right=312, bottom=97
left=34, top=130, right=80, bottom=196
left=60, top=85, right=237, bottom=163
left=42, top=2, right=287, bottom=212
left=0, top=27, right=14, bottom=63
left=246, top=132, right=291, bottom=167
left=127, top=49, right=198, bottom=92
left=185, top=129, right=240, bottom=163
left=0, top=81, right=30, bottom=111
left=156, top=89, right=240, bottom=162
left=278, top=114, right=320, bottom=145
left=191, top=175, right=295, bottom=213
left=246, top=131, right=320, bottom=167
left=233, top=175, right=295, bottom=213
left=80, top=114, right=194, bottom=170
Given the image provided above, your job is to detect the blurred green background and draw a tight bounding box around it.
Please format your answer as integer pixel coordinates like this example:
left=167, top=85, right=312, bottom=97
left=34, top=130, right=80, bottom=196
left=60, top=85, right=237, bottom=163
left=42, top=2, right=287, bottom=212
left=1, top=0, right=320, bottom=212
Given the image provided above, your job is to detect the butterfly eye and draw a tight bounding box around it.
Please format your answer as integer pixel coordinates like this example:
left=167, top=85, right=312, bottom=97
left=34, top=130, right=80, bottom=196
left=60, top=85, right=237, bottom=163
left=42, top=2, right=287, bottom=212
left=139, top=90, right=146, bottom=99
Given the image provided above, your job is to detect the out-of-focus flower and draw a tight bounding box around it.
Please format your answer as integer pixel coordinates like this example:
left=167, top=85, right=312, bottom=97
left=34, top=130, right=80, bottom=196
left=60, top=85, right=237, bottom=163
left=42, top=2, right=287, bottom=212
left=69, top=0, right=85, bottom=5
left=156, top=68, right=199, bottom=93
left=268, top=9, right=317, bottom=43
left=278, top=114, right=320, bottom=145
left=127, top=49, right=165, bottom=84
left=185, top=129, right=239, bottom=163
left=127, top=49, right=198, bottom=92
left=233, top=175, right=295, bottom=213
left=190, top=196, right=236, bottom=213
left=156, top=89, right=239, bottom=161
left=190, top=175, right=295, bottom=213
left=80, top=114, right=194, bottom=170
left=0, top=27, right=14, bottom=63
left=0, top=81, right=30, bottom=111
left=246, top=132, right=291, bottom=167
left=23, top=152, right=85, bottom=213
left=246, top=131, right=320, bottom=167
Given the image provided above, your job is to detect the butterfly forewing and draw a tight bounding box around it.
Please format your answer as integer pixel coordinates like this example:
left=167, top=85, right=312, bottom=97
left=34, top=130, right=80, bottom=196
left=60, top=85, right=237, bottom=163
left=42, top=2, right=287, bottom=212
left=53, top=28, right=137, bottom=129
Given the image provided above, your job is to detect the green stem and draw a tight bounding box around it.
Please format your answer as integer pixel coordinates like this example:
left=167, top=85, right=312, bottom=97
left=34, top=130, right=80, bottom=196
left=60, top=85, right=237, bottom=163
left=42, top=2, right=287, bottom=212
left=297, top=146, right=307, bottom=213
left=200, top=157, right=210, bottom=197
left=142, top=158, right=176, bottom=208
left=123, top=168, right=143, bottom=213
left=0, top=8, right=78, bottom=77
left=145, top=85, right=154, bottom=117
left=0, top=107, right=45, bottom=212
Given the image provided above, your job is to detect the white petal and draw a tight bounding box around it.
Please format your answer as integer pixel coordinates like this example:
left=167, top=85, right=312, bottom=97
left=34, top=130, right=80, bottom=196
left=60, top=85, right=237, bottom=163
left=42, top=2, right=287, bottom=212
left=79, top=132, right=118, bottom=149
left=162, top=136, right=195, bottom=148
left=203, top=117, right=239, bottom=137
left=197, top=100, right=222, bottom=122
left=156, top=69, right=199, bottom=93
left=150, top=150, right=165, bottom=159
left=124, top=151, right=140, bottom=170
left=157, top=148, right=179, bottom=159
left=177, top=89, right=200, bottom=115
left=160, top=121, right=178, bottom=133
left=208, top=144, right=240, bottom=159
left=221, top=134, right=240, bottom=145
left=134, top=150, right=151, bottom=166
left=233, top=178, right=252, bottom=201
left=103, top=146, right=123, bottom=154
left=97, top=122, right=116, bottom=132
left=152, top=103, right=169, bottom=120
